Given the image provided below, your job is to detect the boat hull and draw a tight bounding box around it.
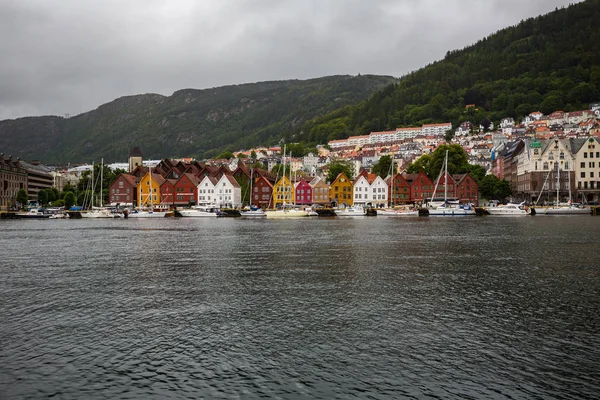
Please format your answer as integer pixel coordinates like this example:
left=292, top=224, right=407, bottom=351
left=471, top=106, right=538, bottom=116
left=540, top=207, right=590, bottom=215
left=376, top=209, right=419, bottom=217
left=265, top=210, right=309, bottom=218
left=427, top=208, right=476, bottom=216
left=127, top=211, right=171, bottom=218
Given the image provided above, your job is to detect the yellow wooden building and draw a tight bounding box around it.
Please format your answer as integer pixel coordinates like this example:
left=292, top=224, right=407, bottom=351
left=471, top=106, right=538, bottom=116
left=330, top=172, right=353, bottom=206
left=137, top=171, right=165, bottom=208
left=272, top=176, right=294, bottom=207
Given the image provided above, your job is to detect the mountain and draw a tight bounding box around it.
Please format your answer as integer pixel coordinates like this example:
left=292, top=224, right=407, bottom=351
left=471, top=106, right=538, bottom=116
left=0, top=75, right=396, bottom=164
left=300, top=0, right=600, bottom=144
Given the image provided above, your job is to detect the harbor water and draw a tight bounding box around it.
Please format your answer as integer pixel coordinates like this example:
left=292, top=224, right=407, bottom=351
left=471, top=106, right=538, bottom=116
left=1, top=216, right=599, bottom=399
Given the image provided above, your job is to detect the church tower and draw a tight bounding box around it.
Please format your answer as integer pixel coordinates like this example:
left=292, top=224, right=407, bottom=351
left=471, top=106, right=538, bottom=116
left=128, top=146, right=143, bottom=173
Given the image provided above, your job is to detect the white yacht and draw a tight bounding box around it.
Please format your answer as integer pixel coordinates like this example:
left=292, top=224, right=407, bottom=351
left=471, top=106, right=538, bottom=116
left=486, top=202, right=531, bottom=216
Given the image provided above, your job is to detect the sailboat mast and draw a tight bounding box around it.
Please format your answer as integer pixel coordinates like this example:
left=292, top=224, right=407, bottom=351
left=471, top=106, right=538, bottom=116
left=289, top=151, right=293, bottom=206
left=556, top=160, right=560, bottom=205
left=100, top=158, right=103, bottom=208
left=249, top=168, right=253, bottom=207
left=444, top=150, right=448, bottom=203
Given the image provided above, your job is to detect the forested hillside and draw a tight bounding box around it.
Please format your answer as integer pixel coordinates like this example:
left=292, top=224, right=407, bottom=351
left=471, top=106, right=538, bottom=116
left=0, top=75, right=396, bottom=164
left=301, top=0, right=600, bottom=144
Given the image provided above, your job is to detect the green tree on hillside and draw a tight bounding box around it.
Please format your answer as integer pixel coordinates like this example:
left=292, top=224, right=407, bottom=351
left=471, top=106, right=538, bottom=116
left=326, top=159, right=354, bottom=182
left=372, top=155, right=393, bottom=178
left=407, top=144, right=469, bottom=180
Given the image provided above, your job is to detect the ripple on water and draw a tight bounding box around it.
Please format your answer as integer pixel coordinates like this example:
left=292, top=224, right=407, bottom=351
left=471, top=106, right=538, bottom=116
left=1, top=217, right=600, bottom=399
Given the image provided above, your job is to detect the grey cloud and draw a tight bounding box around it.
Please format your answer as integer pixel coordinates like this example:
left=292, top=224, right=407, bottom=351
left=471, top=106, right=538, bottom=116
left=0, top=0, right=581, bottom=120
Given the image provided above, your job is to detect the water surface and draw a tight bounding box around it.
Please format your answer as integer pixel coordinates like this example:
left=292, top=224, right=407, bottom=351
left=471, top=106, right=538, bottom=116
left=1, top=216, right=599, bottom=399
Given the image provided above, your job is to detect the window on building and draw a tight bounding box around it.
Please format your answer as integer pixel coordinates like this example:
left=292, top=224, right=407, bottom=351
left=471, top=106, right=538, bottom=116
left=591, top=172, right=595, bottom=178
left=584, top=152, right=588, bottom=158
left=581, top=172, right=586, bottom=178
left=543, top=162, right=549, bottom=170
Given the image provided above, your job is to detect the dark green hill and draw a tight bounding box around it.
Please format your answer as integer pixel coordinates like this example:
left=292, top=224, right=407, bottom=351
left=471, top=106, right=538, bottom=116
left=301, top=0, right=600, bottom=144
left=0, top=75, right=396, bottom=164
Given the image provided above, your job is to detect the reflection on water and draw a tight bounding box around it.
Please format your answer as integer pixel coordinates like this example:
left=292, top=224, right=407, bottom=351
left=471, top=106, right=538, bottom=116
left=1, top=217, right=599, bottom=399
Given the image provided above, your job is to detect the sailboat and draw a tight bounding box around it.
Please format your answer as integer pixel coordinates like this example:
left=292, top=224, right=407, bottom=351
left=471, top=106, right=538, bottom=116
left=240, top=169, right=266, bottom=217
left=377, top=155, right=419, bottom=217
left=427, top=150, right=476, bottom=216
left=265, top=149, right=309, bottom=218
left=81, top=159, right=119, bottom=218
left=128, top=163, right=171, bottom=218
left=540, top=161, right=589, bottom=215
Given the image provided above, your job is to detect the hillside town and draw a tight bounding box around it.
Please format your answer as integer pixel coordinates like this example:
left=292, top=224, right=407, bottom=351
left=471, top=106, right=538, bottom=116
left=1, top=104, right=600, bottom=212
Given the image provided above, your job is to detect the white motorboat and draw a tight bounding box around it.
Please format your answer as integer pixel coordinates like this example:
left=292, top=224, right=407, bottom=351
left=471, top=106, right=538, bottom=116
left=240, top=205, right=267, bottom=217
left=427, top=203, right=476, bottom=216
left=175, top=205, right=220, bottom=217
left=335, top=206, right=366, bottom=217
left=486, top=202, right=531, bottom=216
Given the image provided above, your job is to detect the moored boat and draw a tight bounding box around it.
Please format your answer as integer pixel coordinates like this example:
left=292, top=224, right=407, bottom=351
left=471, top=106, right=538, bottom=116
left=485, top=202, right=531, bottom=216
left=376, top=206, right=419, bottom=217
left=174, top=205, right=220, bottom=217
left=240, top=206, right=267, bottom=217
left=265, top=207, right=310, bottom=218
left=335, top=205, right=366, bottom=217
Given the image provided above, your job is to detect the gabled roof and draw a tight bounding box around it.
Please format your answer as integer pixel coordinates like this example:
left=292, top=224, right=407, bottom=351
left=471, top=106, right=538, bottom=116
left=175, top=172, right=201, bottom=187
left=151, top=172, right=165, bottom=186
left=220, top=174, right=241, bottom=188
left=199, top=175, right=219, bottom=185
left=160, top=178, right=177, bottom=188
left=118, top=173, right=137, bottom=187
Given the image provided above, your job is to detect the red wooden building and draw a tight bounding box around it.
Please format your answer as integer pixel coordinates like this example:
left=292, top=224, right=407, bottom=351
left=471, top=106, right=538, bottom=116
left=387, top=173, right=412, bottom=205
left=252, top=173, right=274, bottom=209
left=453, top=174, right=479, bottom=205
left=109, top=173, right=138, bottom=206
left=405, top=172, right=434, bottom=204
left=294, top=178, right=313, bottom=205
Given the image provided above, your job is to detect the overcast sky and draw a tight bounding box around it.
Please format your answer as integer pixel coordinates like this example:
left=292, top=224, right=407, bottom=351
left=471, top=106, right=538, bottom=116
left=0, top=0, right=581, bottom=120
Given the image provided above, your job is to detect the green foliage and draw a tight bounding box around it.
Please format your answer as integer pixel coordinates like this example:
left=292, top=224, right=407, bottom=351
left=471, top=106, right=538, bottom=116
left=37, top=189, right=48, bottom=205
left=495, top=179, right=512, bottom=203
left=301, top=1, right=600, bottom=140
left=466, top=164, right=487, bottom=184
left=326, top=159, right=354, bottom=182
left=0, top=75, right=396, bottom=164
left=16, top=188, right=28, bottom=208
left=236, top=153, right=248, bottom=159
left=407, top=144, right=470, bottom=180
left=52, top=199, right=65, bottom=207
left=444, top=129, right=455, bottom=143
left=63, top=192, right=76, bottom=210
left=372, top=155, right=393, bottom=178
left=46, top=188, right=58, bottom=203
left=216, top=151, right=235, bottom=160
left=285, top=143, right=310, bottom=157
left=270, top=164, right=290, bottom=178
left=250, top=150, right=257, bottom=159
left=62, top=184, right=76, bottom=193
left=479, top=175, right=513, bottom=202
